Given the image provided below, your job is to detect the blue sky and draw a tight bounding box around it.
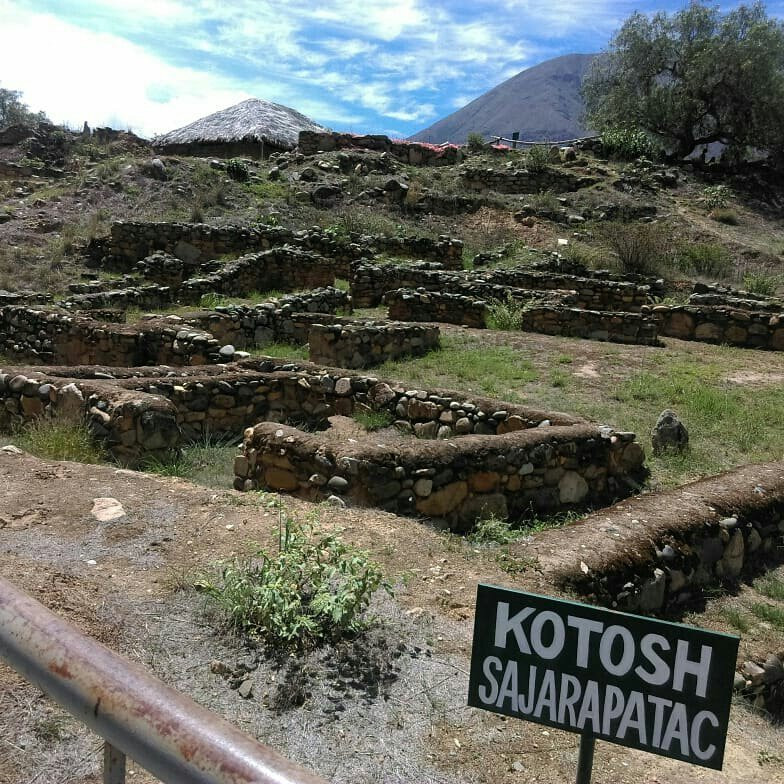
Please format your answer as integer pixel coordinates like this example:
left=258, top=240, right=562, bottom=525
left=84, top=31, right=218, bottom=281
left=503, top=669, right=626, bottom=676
left=1, top=0, right=782, bottom=139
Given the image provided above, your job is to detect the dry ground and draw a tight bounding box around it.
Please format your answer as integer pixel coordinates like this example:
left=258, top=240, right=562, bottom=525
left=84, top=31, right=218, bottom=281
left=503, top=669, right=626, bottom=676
left=1, top=448, right=782, bottom=784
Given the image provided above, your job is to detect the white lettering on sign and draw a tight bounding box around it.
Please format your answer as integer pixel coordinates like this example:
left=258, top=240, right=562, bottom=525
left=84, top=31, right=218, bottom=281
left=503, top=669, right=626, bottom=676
left=477, top=659, right=721, bottom=760
left=492, top=603, right=714, bottom=696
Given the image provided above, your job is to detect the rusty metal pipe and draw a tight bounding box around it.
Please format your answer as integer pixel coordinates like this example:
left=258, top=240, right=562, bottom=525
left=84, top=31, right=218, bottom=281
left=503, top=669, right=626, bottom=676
left=0, top=576, right=328, bottom=784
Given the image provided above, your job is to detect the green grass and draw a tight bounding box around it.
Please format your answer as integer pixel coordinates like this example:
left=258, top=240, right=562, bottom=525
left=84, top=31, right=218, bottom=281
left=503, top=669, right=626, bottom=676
left=249, top=342, right=309, bottom=360
left=141, top=435, right=238, bottom=488
left=754, top=575, right=784, bottom=601
left=376, top=338, right=538, bottom=400
left=352, top=408, right=395, bottom=431
left=720, top=606, right=752, bottom=633
left=12, top=415, right=105, bottom=464
left=748, top=602, right=784, bottom=630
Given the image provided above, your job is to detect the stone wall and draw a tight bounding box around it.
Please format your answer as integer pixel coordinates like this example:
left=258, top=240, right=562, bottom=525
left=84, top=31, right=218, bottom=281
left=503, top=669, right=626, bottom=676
left=178, top=247, right=337, bottom=303
left=178, top=287, right=351, bottom=348
left=519, top=305, right=660, bottom=346
left=0, top=307, right=221, bottom=366
left=483, top=268, right=652, bottom=312
left=688, top=282, right=783, bottom=312
left=385, top=289, right=488, bottom=328
left=0, top=361, right=643, bottom=472
left=308, top=321, right=439, bottom=369
left=235, top=420, right=645, bottom=531
left=351, top=262, right=652, bottom=312
left=89, top=220, right=464, bottom=274
left=549, top=463, right=784, bottom=715
left=650, top=304, right=784, bottom=350
left=460, top=165, right=596, bottom=194
left=0, top=369, right=180, bottom=465
left=384, top=288, right=660, bottom=345
left=298, top=130, right=464, bottom=166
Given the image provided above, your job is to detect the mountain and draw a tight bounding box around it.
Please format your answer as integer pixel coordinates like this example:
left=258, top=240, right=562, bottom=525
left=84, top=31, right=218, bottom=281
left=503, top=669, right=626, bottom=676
left=410, top=53, right=597, bottom=145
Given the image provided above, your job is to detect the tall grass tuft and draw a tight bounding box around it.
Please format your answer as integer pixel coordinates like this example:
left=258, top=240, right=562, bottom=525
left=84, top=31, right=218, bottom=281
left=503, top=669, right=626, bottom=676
left=13, top=414, right=104, bottom=463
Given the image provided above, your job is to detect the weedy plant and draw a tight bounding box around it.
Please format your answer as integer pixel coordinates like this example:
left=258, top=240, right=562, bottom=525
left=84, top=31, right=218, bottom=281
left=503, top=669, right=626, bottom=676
left=226, top=158, right=250, bottom=182
left=602, top=221, right=670, bottom=276
left=525, top=144, right=550, bottom=174
left=743, top=273, right=780, bottom=296
left=487, top=294, right=526, bottom=330
left=467, top=514, right=520, bottom=545
left=702, top=185, right=731, bottom=211
left=196, top=512, right=390, bottom=648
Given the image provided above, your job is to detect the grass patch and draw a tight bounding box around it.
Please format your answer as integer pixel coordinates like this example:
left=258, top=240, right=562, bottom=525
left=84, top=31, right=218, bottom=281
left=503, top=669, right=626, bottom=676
left=710, top=208, right=740, bottom=225
left=720, top=606, right=751, bottom=633
left=352, top=408, right=395, bottom=431
left=12, top=415, right=104, bottom=464
left=549, top=369, right=569, bottom=388
left=195, top=512, right=390, bottom=648
left=754, top=574, right=784, bottom=601
left=250, top=342, right=309, bottom=360
left=376, top=338, right=538, bottom=400
left=675, top=243, right=732, bottom=278
left=748, top=602, right=784, bottom=630
left=141, top=434, right=238, bottom=489
left=743, top=273, right=780, bottom=297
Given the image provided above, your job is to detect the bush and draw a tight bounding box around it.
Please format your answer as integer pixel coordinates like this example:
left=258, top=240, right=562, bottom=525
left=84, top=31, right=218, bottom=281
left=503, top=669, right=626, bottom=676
left=487, top=294, right=526, bottom=330
left=196, top=513, right=389, bottom=647
left=525, top=144, right=550, bottom=174
left=226, top=158, right=250, bottom=182
left=466, top=132, right=486, bottom=151
left=743, top=273, right=780, bottom=296
left=602, top=222, right=670, bottom=275
left=675, top=243, right=732, bottom=278
left=702, top=185, right=731, bottom=211
left=600, top=127, right=654, bottom=160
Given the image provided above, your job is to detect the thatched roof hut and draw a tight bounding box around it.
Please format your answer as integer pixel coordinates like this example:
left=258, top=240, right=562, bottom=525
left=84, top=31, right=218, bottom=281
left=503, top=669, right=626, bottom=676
left=153, top=98, right=328, bottom=158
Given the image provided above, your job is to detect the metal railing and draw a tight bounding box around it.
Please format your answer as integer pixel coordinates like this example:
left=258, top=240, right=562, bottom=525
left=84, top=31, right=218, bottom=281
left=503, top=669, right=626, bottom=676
left=0, top=575, right=328, bottom=784
left=490, top=134, right=601, bottom=148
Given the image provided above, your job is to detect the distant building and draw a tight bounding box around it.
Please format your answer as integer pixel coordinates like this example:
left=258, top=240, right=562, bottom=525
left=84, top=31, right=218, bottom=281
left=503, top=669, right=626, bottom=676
left=153, top=98, right=328, bottom=159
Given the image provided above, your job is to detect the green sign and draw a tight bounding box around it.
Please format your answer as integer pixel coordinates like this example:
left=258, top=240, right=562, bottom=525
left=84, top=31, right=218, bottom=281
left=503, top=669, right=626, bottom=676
left=468, top=584, right=740, bottom=770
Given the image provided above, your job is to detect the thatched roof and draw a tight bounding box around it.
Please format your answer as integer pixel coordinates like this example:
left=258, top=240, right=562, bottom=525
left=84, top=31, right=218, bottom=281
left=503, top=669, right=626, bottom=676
left=153, top=98, right=328, bottom=150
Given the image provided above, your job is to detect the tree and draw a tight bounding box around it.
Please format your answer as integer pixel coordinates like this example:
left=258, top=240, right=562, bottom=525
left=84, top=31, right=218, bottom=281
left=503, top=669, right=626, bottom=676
left=0, top=85, right=48, bottom=129
left=582, top=2, right=784, bottom=161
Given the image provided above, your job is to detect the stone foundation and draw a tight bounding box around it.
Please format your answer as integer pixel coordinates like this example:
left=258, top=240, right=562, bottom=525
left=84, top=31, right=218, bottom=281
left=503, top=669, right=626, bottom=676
left=461, top=165, right=596, bottom=194
left=549, top=463, right=784, bottom=716
left=235, top=419, right=645, bottom=531
left=298, top=130, right=464, bottom=166
left=650, top=304, right=784, bottom=350
left=308, top=321, right=439, bottom=368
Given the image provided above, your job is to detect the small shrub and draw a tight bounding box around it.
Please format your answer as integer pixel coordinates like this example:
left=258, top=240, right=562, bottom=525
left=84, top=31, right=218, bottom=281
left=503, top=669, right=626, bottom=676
left=190, top=201, right=205, bottom=223
left=199, top=292, right=227, bottom=308
left=468, top=515, right=519, bottom=545
left=676, top=243, right=733, bottom=278
left=600, top=127, right=654, bottom=160
left=466, top=132, right=486, bottom=151
left=550, top=369, right=569, bottom=388
left=561, top=241, right=606, bottom=269
left=702, top=185, right=731, bottom=211
left=526, top=190, right=560, bottom=211
left=710, top=208, right=739, bottom=225
left=743, top=273, right=780, bottom=296
left=525, top=144, right=550, bottom=174
left=196, top=513, right=389, bottom=647
left=602, top=221, right=670, bottom=275
left=13, top=414, right=104, bottom=463
left=226, top=158, right=249, bottom=182
left=487, top=294, right=525, bottom=330
left=352, top=408, right=394, bottom=431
